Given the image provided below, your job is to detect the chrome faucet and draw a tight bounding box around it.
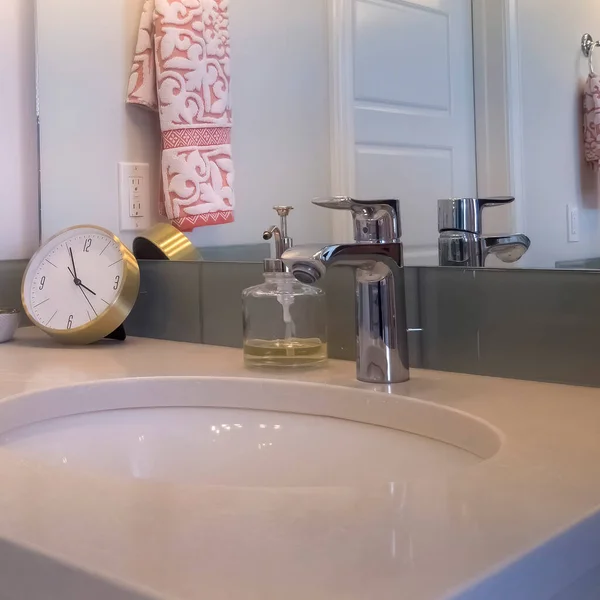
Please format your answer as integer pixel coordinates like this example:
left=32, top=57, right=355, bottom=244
left=438, top=197, right=531, bottom=267
left=282, top=197, right=410, bottom=384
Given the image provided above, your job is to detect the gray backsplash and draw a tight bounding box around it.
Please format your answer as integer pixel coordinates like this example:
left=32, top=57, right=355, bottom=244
left=8, top=256, right=600, bottom=387
left=0, top=261, right=30, bottom=325
left=198, top=243, right=270, bottom=262
left=200, top=262, right=262, bottom=348
left=556, top=257, right=600, bottom=269
left=417, top=267, right=600, bottom=386
left=126, top=261, right=203, bottom=343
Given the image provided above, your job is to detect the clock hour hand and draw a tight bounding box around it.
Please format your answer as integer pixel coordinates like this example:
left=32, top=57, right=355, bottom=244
left=67, top=266, right=96, bottom=296
left=79, top=282, right=97, bottom=296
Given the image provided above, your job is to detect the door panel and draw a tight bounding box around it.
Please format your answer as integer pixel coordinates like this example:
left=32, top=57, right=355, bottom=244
left=356, top=145, right=453, bottom=251
left=352, top=0, right=477, bottom=265
left=355, top=0, right=451, bottom=111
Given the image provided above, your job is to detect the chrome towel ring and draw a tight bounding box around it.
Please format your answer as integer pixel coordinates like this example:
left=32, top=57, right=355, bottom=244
left=582, top=33, right=600, bottom=75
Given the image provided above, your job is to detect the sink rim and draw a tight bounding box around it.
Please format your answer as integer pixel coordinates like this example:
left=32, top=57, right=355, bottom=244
left=0, top=377, right=504, bottom=463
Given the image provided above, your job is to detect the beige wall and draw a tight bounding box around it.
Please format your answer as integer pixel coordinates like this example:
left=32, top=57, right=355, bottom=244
left=37, top=0, right=161, bottom=248
left=517, top=0, right=600, bottom=268
left=37, top=0, right=332, bottom=248
left=0, top=0, right=39, bottom=259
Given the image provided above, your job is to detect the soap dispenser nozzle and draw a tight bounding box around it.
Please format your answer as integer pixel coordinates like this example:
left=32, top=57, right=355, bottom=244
left=263, top=206, right=294, bottom=273
left=263, top=226, right=284, bottom=258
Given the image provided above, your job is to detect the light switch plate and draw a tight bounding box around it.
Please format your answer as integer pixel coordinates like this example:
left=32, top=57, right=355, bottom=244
left=567, top=204, right=580, bottom=243
left=118, top=163, right=151, bottom=232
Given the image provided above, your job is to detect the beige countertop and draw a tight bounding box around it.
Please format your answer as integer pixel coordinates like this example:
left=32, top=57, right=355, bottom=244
left=1, top=328, right=600, bottom=599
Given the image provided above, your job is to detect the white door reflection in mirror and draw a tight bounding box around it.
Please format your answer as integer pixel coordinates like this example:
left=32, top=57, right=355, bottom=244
left=332, top=0, right=477, bottom=265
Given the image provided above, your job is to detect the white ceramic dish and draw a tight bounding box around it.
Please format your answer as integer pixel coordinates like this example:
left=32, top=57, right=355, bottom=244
left=0, top=309, right=20, bottom=343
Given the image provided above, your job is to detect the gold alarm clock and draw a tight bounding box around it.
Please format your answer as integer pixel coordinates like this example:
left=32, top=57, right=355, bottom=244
left=22, top=225, right=140, bottom=344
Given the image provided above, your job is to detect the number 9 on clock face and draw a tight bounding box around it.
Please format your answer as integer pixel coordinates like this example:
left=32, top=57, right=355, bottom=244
left=22, top=225, right=140, bottom=345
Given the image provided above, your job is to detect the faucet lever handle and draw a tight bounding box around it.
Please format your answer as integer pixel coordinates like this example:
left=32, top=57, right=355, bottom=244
left=479, top=196, right=515, bottom=208
left=438, top=197, right=516, bottom=234
left=313, top=197, right=401, bottom=243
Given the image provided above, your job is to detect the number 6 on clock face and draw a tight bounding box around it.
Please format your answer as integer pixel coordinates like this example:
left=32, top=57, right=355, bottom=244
left=22, top=225, right=140, bottom=345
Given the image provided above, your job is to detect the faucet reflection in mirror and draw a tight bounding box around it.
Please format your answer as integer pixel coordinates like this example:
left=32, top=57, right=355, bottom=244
left=283, top=198, right=410, bottom=385
left=438, top=197, right=531, bottom=267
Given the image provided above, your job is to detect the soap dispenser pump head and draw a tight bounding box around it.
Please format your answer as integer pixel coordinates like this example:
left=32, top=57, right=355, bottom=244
left=273, top=206, right=294, bottom=243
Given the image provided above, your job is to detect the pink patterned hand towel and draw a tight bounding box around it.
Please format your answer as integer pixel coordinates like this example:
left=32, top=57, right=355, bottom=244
left=127, top=0, right=234, bottom=232
left=584, top=73, right=600, bottom=171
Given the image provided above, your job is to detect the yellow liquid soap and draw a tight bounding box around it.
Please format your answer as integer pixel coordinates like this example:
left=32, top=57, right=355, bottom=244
left=244, top=338, right=328, bottom=368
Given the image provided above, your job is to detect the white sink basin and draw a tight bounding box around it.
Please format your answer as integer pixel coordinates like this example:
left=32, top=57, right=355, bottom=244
left=0, top=378, right=501, bottom=486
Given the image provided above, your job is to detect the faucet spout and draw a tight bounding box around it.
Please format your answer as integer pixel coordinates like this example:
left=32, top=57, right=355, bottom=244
left=282, top=244, right=402, bottom=283
left=482, top=234, right=531, bottom=264
left=283, top=242, right=410, bottom=384
left=438, top=197, right=531, bottom=267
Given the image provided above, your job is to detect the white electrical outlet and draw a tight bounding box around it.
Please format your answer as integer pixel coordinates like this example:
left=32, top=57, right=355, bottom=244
left=129, top=176, right=144, bottom=217
left=119, top=163, right=151, bottom=232
left=567, top=205, right=580, bottom=243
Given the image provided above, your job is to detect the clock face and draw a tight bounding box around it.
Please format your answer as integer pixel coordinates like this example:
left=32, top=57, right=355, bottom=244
left=23, top=227, right=128, bottom=332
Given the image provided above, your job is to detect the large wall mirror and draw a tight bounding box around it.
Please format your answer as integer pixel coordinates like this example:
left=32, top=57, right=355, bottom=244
left=34, top=0, right=600, bottom=269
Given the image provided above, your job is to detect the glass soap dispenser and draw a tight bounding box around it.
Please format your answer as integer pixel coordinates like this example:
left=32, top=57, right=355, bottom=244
left=242, top=206, right=328, bottom=368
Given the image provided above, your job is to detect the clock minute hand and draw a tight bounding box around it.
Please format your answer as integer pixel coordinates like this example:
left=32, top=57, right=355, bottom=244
left=68, top=266, right=97, bottom=296
left=68, top=247, right=79, bottom=282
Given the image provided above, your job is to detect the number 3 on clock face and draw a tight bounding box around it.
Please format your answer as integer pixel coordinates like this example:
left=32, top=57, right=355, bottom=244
left=22, top=225, right=140, bottom=345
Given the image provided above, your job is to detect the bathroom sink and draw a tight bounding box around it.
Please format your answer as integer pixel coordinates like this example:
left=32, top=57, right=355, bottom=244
left=0, top=378, right=501, bottom=486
